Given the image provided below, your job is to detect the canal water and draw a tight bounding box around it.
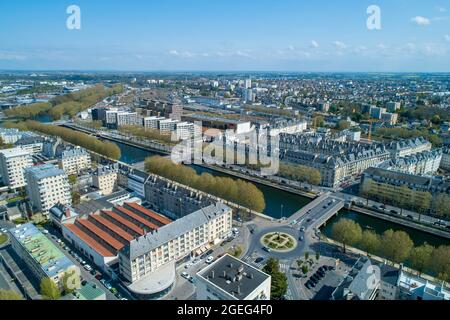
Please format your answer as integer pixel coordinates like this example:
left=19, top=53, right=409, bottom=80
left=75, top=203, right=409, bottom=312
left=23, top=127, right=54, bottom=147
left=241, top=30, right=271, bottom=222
left=321, top=210, right=450, bottom=247
left=111, top=141, right=311, bottom=218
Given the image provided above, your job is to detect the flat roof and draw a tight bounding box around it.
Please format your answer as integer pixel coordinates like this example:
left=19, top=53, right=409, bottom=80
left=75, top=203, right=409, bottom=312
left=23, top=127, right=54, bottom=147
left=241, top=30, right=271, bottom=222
left=24, top=164, right=65, bottom=180
left=0, top=147, right=30, bottom=158
left=197, top=254, right=270, bottom=299
left=9, top=223, right=75, bottom=278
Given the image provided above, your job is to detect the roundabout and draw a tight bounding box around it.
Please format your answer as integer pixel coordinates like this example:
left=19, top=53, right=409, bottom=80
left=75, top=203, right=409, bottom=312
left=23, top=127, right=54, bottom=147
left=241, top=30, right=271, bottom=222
left=260, top=231, right=297, bottom=253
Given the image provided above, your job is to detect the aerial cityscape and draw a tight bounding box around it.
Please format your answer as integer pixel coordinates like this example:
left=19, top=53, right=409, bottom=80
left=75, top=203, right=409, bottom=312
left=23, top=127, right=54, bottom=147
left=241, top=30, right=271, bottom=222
left=0, top=0, right=449, bottom=308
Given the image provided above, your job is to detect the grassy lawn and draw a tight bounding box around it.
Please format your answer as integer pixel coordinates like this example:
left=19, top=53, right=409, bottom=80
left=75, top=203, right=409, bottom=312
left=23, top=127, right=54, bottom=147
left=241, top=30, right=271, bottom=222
left=0, top=234, right=8, bottom=246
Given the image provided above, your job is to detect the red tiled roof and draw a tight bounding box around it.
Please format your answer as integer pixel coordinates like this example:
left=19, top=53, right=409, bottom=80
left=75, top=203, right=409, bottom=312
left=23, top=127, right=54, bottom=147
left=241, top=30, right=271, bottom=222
left=65, top=224, right=114, bottom=257
left=101, top=210, right=145, bottom=236
left=76, top=219, right=125, bottom=251
left=125, top=202, right=172, bottom=226
left=89, top=214, right=134, bottom=242
left=114, top=206, right=159, bottom=231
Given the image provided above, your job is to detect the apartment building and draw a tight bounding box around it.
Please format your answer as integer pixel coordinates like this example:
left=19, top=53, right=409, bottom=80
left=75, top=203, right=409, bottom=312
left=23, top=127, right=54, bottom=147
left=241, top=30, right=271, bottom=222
left=25, top=164, right=72, bottom=213
left=58, top=147, right=92, bottom=176
left=0, top=128, right=22, bottom=144
left=386, top=137, right=432, bottom=159
left=143, top=116, right=165, bottom=130
left=117, top=112, right=141, bottom=127
left=280, top=135, right=390, bottom=187
left=175, top=122, right=194, bottom=140
left=381, top=112, right=399, bottom=125
left=360, top=167, right=450, bottom=209
left=144, top=174, right=215, bottom=220
left=196, top=254, right=271, bottom=300
left=118, top=203, right=233, bottom=299
left=387, top=149, right=443, bottom=176
left=9, top=223, right=80, bottom=290
left=0, top=147, right=33, bottom=189
left=158, top=118, right=179, bottom=134
left=93, top=164, right=118, bottom=196
left=440, top=147, right=450, bottom=171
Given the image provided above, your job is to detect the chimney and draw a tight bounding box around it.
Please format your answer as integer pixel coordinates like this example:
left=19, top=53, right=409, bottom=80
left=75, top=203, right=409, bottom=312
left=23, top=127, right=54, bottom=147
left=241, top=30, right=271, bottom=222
left=210, top=271, right=215, bottom=279
left=237, top=285, right=241, bottom=295
left=223, top=271, right=227, bottom=278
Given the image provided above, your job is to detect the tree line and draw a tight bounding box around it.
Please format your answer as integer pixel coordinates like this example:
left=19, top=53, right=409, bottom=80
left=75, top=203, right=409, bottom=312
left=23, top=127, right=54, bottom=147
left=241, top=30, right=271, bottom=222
left=4, top=84, right=123, bottom=121
left=4, top=120, right=121, bottom=160
left=119, top=125, right=178, bottom=145
left=278, top=163, right=322, bottom=185
left=375, top=128, right=443, bottom=147
left=144, top=156, right=266, bottom=213
left=361, top=183, right=450, bottom=218
left=332, top=219, right=450, bottom=282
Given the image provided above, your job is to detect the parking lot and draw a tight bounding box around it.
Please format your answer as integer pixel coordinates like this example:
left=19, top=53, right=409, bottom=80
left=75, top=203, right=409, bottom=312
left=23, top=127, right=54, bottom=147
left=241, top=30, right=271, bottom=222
left=41, top=225, right=131, bottom=300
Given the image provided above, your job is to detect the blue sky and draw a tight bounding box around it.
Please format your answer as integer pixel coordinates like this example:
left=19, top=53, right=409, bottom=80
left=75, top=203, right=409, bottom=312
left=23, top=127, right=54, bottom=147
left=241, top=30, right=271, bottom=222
left=0, top=0, right=449, bottom=71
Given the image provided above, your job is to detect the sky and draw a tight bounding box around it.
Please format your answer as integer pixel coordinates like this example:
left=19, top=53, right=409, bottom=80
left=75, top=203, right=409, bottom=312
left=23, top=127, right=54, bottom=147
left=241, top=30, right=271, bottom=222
left=0, top=0, right=450, bottom=72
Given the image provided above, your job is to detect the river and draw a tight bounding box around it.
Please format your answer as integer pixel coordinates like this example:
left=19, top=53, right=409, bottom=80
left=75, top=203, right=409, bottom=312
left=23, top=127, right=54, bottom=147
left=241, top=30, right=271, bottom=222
left=111, top=140, right=311, bottom=218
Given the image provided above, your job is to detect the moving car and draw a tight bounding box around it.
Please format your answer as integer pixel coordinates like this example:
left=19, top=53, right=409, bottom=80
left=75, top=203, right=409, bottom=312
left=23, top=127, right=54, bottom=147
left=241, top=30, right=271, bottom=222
left=262, top=246, right=272, bottom=253
left=255, top=257, right=264, bottom=264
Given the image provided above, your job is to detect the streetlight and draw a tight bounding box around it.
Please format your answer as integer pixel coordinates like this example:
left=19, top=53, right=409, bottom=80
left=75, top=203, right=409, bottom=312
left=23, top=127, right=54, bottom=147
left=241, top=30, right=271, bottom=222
left=280, top=204, right=284, bottom=220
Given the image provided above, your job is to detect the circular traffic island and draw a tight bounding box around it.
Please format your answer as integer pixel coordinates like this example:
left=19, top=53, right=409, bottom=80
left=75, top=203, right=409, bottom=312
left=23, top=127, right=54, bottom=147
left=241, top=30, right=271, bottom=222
left=261, top=232, right=297, bottom=253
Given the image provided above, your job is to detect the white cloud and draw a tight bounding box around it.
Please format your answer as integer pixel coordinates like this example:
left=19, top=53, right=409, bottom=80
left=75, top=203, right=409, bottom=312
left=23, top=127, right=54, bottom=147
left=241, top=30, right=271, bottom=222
left=288, top=45, right=295, bottom=51
left=411, top=16, right=431, bottom=26
left=436, top=6, right=447, bottom=13
left=169, top=49, right=179, bottom=56
left=311, top=40, right=319, bottom=48
left=333, top=41, right=347, bottom=50
left=445, top=35, right=450, bottom=42
left=0, top=51, right=27, bottom=61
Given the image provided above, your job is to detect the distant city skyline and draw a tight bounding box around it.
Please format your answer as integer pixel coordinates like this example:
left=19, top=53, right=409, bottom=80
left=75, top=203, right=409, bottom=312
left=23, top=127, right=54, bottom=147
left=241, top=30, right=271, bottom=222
left=1, top=0, right=450, bottom=72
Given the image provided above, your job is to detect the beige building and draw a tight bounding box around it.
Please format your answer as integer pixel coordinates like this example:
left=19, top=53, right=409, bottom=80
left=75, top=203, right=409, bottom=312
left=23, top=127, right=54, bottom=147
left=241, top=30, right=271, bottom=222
left=93, top=165, right=118, bottom=195
left=58, top=148, right=92, bottom=176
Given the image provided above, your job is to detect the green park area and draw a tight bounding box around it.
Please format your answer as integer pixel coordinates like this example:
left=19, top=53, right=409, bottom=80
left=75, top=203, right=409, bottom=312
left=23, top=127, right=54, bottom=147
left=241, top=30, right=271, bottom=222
left=261, top=232, right=297, bottom=252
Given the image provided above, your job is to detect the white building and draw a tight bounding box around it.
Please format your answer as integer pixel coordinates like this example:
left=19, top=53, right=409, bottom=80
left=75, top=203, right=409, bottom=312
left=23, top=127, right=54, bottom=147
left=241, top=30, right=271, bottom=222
left=25, top=164, right=72, bottom=213
left=158, top=119, right=179, bottom=134
left=175, top=122, right=194, bottom=140
left=119, top=203, right=233, bottom=299
left=0, top=128, right=22, bottom=144
left=58, top=148, right=92, bottom=176
left=196, top=254, right=271, bottom=300
left=117, top=112, right=140, bottom=127
left=0, top=147, right=33, bottom=189
left=386, top=102, right=401, bottom=112
left=144, top=116, right=165, bottom=130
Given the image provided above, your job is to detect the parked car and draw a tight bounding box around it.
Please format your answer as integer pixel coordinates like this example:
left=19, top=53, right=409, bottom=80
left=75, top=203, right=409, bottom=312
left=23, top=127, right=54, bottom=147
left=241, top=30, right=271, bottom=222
left=110, top=287, right=118, bottom=294
left=406, top=215, right=414, bottom=220
left=84, top=264, right=93, bottom=272
left=206, top=256, right=214, bottom=264
left=181, top=272, right=189, bottom=279
left=184, top=263, right=191, bottom=269
left=42, top=230, right=49, bottom=234
left=90, top=269, right=96, bottom=276
left=95, top=274, right=103, bottom=281
left=390, top=210, right=399, bottom=215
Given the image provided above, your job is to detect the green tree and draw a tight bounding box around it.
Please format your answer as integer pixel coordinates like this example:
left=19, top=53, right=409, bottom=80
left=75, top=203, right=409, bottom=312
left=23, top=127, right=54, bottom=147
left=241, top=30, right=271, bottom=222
left=337, top=120, right=350, bottom=130
left=262, top=258, right=288, bottom=300
left=409, top=244, right=434, bottom=275
left=61, top=270, right=80, bottom=295
left=0, top=289, right=23, bottom=300
left=332, top=219, right=363, bottom=253
left=434, top=194, right=450, bottom=218
left=380, top=230, right=414, bottom=264
left=302, top=265, right=309, bottom=275
left=359, top=230, right=381, bottom=256
left=304, top=252, right=310, bottom=261
left=40, top=278, right=61, bottom=300
left=315, top=252, right=320, bottom=262
left=429, top=246, right=450, bottom=282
